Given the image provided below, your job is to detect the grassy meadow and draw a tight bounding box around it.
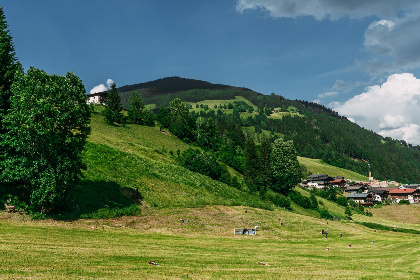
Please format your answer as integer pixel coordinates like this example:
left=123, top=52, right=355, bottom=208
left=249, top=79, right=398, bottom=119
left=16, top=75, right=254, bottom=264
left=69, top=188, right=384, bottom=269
left=1, top=206, right=420, bottom=279
left=1, top=108, right=420, bottom=279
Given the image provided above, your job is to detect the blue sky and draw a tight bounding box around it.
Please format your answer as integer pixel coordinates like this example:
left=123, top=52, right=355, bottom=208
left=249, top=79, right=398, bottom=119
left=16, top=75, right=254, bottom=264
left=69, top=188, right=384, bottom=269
left=2, top=0, right=420, bottom=145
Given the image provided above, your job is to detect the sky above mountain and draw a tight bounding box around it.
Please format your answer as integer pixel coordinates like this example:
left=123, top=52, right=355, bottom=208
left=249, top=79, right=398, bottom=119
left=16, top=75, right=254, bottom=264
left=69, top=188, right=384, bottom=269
left=3, top=0, right=420, bottom=145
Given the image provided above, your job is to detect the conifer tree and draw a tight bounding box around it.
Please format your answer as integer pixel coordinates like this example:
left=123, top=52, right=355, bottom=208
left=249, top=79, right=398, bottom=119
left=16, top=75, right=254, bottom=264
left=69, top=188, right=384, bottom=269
left=0, top=6, right=18, bottom=132
left=244, top=137, right=260, bottom=193
left=103, top=82, right=123, bottom=124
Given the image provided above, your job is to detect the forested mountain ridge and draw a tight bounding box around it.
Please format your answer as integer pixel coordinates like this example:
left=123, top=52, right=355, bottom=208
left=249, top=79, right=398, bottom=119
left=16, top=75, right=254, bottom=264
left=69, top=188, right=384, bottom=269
left=112, top=76, right=420, bottom=183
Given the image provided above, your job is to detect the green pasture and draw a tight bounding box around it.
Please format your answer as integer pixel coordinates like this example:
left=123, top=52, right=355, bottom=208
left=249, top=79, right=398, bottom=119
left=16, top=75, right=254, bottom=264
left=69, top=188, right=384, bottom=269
left=1, top=205, right=419, bottom=279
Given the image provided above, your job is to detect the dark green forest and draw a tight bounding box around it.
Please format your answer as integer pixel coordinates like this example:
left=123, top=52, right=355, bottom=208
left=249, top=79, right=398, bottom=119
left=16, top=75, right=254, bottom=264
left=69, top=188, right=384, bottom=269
left=116, top=77, right=420, bottom=184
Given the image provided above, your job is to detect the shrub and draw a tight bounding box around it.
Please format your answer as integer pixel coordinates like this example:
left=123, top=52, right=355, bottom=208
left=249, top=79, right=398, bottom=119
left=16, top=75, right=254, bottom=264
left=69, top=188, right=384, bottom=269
left=398, top=199, right=410, bottom=205
left=336, top=196, right=348, bottom=207
left=179, top=149, right=221, bottom=180
left=319, top=207, right=333, bottom=219
left=288, top=191, right=311, bottom=209
left=267, top=192, right=292, bottom=209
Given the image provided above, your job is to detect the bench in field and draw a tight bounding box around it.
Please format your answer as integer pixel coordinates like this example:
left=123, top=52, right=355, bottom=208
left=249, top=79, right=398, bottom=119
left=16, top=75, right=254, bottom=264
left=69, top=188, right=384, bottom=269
left=5, top=203, right=15, bottom=212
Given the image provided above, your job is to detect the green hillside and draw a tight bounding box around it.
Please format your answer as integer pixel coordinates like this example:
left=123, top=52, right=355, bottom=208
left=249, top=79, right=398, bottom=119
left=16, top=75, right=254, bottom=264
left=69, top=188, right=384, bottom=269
left=113, top=77, right=420, bottom=184
left=64, top=109, right=373, bottom=221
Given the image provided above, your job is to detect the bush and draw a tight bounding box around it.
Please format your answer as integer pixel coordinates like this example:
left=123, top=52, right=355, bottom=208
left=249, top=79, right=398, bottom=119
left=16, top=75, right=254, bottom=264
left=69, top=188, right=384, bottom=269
left=319, top=207, right=333, bottom=219
left=309, top=193, right=318, bottom=210
left=336, top=196, right=348, bottom=207
left=288, top=191, right=311, bottom=209
left=179, top=149, right=221, bottom=180
left=267, top=192, right=292, bottom=209
left=398, top=199, right=410, bottom=205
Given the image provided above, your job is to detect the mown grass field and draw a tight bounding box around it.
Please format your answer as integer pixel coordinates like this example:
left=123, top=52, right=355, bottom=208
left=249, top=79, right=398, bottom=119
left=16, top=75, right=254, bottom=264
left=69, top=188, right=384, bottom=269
left=2, top=108, right=420, bottom=279
left=1, top=205, right=420, bottom=279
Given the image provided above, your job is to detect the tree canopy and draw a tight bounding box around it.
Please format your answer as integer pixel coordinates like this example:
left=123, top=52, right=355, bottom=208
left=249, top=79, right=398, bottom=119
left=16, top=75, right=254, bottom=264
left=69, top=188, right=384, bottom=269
left=270, top=138, right=302, bottom=194
left=1, top=67, right=91, bottom=213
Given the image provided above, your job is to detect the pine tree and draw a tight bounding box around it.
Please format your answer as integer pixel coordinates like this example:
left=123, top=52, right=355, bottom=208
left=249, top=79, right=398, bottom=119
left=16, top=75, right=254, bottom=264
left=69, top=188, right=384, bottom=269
left=103, top=83, right=123, bottom=124
left=0, top=6, right=18, bottom=132
left=244, top=137, right=260, bottom=193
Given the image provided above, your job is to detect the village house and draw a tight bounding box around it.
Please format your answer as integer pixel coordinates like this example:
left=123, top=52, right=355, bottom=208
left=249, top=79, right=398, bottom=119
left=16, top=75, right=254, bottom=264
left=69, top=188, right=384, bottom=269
left=389, top=188, right=416, bottom=203
left=343, top=185, right=368, bottom=194
left=306, top=174, right=333, bottom=189
left=346, top=193, right=373, bottom=206
left=331, top=177, right=346, bottom=188
left=370, top=189, right=389, bottom=203
left=413, top=189, right=420, bottom=203
left=403, top=184, right=420, bottom=189
left=87, top=92, right=106, bottom=104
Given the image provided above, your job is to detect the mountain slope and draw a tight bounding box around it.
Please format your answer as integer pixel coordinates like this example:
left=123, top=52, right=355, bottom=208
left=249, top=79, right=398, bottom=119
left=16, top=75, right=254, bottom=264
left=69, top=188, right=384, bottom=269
left=112, top=76, right=420, bottom=183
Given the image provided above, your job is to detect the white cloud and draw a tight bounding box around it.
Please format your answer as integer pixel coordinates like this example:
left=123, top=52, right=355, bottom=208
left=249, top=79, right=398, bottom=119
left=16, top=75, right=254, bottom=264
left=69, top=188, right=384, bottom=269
left=332, top=73, right=420, bottom=145
left=236, top=0, right=420, bottom=20
left=363, top=14, right=420, bottom=75
left=379, top=124, right=420, bottom=145
left=90, top=79, right=114, bottom=94
left=312, top=99, right=321, bottom=104
left=318, top=91, right=337, bottom=98
left=106, top=78, right=114, bottom=88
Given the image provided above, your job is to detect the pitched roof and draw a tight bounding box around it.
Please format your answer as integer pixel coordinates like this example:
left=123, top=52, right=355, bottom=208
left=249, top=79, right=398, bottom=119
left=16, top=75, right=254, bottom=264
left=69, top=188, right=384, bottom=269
left=371, top=190, right=387, bottom=195
left=389, top=188, right=416, bottom=194
left=347, top=193, right=370, bottom=198
left=308, top=174, right=331, bottom=180
left=331, top=179, right=345, bottom=184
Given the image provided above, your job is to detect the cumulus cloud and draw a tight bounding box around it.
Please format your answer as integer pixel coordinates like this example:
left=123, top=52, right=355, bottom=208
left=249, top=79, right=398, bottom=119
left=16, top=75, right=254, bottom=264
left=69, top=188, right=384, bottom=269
left=332, top=73, right=420, bottom=145
left=90, top=79, right=115, bottom=94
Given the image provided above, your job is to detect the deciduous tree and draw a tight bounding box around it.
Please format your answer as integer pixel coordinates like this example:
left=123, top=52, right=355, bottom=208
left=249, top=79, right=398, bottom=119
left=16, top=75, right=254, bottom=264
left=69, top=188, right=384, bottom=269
left=270, top=138, right=301, bottom=194
left=1, top=67, right=91, bottom=213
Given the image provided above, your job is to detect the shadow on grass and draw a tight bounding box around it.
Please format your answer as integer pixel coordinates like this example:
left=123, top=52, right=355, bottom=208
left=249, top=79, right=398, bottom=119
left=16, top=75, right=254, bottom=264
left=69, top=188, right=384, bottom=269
left=51, top=180, right=142, bottom=221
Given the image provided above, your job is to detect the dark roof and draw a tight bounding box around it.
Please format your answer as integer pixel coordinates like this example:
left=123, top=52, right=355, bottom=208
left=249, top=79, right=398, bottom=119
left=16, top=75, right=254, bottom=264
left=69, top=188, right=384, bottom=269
left=347, top=193, right=371, bottom=199
left=371, top=190, right=387, bottom=195
left=308, top=174, right=332, bottom=181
